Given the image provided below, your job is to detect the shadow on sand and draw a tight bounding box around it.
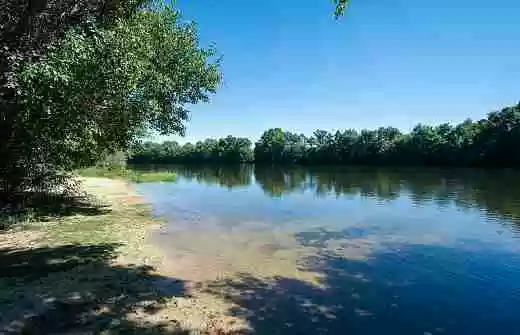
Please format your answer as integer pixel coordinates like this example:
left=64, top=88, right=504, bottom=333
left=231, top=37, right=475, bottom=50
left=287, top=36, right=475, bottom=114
left=0, top=243, right=189, bottom=334
left=0, top=191, right=111, bottom=228
left=2, top=235, right=520, bottom=334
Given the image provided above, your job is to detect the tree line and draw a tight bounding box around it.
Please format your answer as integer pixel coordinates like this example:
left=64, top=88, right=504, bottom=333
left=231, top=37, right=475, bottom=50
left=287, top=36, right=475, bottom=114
left=130, top=136, right=253, bottom=164
left=130, top=103, right=520, bottom=167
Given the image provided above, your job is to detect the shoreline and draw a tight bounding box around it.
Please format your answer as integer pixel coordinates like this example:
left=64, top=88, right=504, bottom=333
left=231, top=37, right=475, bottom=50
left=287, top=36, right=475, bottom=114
left=0, top=177, right=244, bottom=334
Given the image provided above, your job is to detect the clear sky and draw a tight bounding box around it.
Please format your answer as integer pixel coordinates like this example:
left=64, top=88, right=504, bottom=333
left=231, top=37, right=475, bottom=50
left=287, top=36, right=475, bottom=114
left=155, top=0, right=520, bottom=143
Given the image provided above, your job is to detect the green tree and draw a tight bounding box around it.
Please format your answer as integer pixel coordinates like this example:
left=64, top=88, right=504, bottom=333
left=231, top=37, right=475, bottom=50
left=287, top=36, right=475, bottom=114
left=2, top=2, right=220, bottom=196
left=1, top=0, right=147, bottom=192
left=218, top=136, right=254, bottom=163
left=130, top=136, right=253, bottom=164
left=255, top=128, right=287, bottom=164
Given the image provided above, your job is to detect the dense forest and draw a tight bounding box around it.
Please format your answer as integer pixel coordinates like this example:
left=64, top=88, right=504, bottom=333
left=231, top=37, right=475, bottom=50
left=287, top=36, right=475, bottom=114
left=130, top=103, right=520, bottom=167
left=130, top=136, right=254, bottom=164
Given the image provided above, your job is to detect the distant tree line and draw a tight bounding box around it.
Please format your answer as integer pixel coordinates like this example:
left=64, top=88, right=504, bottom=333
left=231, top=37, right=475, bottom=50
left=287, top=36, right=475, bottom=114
left=130, top=103, right=520, bottom=167
left=130, top=136, right=254, bottom=164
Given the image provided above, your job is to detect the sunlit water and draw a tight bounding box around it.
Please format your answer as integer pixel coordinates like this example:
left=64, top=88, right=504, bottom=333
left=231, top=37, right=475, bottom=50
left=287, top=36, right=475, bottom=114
left=135, top=165, right=520, bottom=335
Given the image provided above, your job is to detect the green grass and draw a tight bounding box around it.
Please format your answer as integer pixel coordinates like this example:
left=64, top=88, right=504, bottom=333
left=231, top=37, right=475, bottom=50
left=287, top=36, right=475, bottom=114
left=76, top=167, right=133, bottom=179
left=130, top=171, right=177, bottom=183
left=76, top=168, right=176, bottom=183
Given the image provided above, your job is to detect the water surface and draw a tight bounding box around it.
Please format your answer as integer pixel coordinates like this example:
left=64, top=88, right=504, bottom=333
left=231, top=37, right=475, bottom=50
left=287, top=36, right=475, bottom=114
left=135, top=165, right=520, bottom=335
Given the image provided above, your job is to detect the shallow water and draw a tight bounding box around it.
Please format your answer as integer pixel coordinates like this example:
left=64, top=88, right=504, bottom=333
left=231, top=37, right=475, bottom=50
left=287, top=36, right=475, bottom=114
left=135, top=165, right=520, bottom=335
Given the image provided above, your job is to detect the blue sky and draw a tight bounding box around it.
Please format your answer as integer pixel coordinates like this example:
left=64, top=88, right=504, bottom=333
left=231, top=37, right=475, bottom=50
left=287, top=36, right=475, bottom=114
left=156, top=0, right=520, bottom=143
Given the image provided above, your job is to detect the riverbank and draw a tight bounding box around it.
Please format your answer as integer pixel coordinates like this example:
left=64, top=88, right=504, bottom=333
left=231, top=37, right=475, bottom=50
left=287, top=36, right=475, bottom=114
left=76, top=167, right=178, bottom=183
left=0, top=177, right=243, bottom=334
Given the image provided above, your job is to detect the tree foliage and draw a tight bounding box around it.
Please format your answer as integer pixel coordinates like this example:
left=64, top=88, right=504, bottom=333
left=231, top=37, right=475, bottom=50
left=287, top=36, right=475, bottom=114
left=130, top=136, right=253, bottom=164
left=1, top=1, right=220, bottom=196
left=132, top=103, right=520, bottom=167
left=254, top=104, right=520, bottom=166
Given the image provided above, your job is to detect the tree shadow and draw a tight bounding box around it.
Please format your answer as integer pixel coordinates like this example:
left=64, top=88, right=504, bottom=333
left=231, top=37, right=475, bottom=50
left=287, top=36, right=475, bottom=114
left=204, top=243, right=520, bottom=335
left=0, top=243, right=190, bottom=334
left=0, top=191, right=111, bottom=228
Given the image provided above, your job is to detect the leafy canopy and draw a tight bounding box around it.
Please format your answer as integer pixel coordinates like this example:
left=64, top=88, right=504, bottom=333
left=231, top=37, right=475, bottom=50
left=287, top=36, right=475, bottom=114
left=1, top=1, right=220, bottom=195
left=16, top=6, right=220, bottom=169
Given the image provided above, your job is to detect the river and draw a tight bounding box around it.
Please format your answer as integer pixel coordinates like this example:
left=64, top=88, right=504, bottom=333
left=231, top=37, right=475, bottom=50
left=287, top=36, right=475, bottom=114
left=134, top=165, right=520, bottom=335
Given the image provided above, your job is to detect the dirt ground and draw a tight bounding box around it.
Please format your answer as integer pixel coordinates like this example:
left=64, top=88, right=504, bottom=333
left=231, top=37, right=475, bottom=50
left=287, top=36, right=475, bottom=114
left=0, top=178, right=248, bottom=334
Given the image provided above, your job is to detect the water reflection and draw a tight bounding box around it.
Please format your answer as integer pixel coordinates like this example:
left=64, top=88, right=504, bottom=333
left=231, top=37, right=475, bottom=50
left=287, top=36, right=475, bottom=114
left=169, top=164, right=253, bottom=189
left=135, top=165, right=520, bottom=334
left=149, top=165, right=520, bottom=226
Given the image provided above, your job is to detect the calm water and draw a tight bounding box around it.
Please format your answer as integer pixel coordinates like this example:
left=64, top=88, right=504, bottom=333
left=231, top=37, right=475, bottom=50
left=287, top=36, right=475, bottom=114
left=135, top=165, right=520, bottom=335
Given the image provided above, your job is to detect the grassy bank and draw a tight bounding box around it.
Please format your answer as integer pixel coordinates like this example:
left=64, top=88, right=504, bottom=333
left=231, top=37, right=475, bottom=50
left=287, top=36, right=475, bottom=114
left=0, top=177, right=237, bottom=334
left=76, top=167, right=177, bottom=183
